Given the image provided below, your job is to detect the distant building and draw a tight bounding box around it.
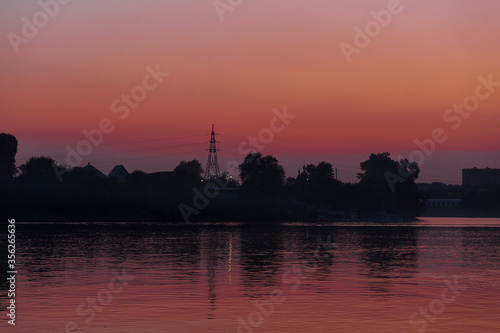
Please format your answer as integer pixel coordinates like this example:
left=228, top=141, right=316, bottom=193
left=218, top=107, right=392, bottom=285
left=418, top=182, right=466, bottom=209
left=462, top=168, right=500, bottom=187
left=108, top=165, right=129, bottom=182
left=425, top=198, right=461, bottom=209
left=83, top=162, right=107, bottom=179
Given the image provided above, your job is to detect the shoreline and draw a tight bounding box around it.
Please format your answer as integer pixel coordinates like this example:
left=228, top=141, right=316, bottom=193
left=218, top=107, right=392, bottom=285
left=3, top=216, right=500, bottom=228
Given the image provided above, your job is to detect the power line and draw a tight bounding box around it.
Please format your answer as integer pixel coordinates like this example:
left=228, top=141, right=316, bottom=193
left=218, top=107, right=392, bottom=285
left=18, top=134, right=207, bottom=151
left=17, top=141, right=207, bottom=160
left=89, top=148, right=206, bottom=166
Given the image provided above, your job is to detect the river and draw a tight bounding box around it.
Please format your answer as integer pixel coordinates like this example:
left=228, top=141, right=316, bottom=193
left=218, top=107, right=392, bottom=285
left=3, top=218, right=500, bottom=332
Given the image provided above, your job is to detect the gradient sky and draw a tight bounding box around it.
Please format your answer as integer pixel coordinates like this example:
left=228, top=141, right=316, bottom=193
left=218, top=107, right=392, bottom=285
left=1, top=0, right=499, bottom=183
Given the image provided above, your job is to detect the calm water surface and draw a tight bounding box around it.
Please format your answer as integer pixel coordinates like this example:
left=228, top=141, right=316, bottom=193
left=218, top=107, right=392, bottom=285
left=3, top=218, right=500, bottom=332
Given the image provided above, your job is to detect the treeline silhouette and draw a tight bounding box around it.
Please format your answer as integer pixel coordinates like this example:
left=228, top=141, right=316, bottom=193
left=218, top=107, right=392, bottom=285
left=1, top=133, right=431, bottom=222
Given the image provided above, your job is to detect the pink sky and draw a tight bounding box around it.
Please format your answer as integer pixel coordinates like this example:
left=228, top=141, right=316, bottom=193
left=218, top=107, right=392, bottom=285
left=1, top=0, right=499, bottom=183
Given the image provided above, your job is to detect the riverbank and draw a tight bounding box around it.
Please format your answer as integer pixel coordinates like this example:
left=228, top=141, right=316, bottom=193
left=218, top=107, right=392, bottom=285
left=421, top=209, right=500, bottom=218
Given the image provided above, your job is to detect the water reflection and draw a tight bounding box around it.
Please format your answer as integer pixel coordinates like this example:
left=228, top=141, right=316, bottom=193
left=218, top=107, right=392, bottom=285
left=358, top=227, right=419, bottom=294
left=5, top=220, right=500, bottom=332
left=239, top=228, right=283, bottom=297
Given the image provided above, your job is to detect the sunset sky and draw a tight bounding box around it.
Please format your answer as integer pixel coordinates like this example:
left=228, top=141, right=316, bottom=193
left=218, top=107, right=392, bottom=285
left=1, top=0, right=499, bottom=183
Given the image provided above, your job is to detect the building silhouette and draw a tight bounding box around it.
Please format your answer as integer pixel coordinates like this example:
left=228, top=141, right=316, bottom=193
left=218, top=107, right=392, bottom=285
left=462, top=168, right=500, bottom=187
left=108, top=165, right=130, bottom=182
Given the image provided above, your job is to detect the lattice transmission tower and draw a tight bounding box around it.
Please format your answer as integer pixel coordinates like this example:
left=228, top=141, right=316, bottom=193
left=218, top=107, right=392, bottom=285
left=204, top=124, right=220, bottom=180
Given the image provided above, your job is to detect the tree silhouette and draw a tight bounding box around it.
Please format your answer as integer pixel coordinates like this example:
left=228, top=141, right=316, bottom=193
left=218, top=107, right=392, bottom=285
left=217, top=171, right=239, bottom=188
left=357, top=153, right=424, bottom=217
left=0, top=133, right=18, bottom=184
left=239, top=153, right=284, bottom=194
left=18, top=156, right=61, bottom=183
left=16, top=156, right=63, bottom=214
left=1, top=132, right=430, bottom=221
left=130, top=170, right=147, bottom=180
left=239, top=153, right=285, bottom=221
left=301, top=162, right=341, bottom=208
left=174, top=159, right=203, bottom=181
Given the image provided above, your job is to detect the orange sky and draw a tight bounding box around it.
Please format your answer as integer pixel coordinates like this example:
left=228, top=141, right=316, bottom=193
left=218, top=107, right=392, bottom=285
left=1, top=0, right=499, bottom=183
